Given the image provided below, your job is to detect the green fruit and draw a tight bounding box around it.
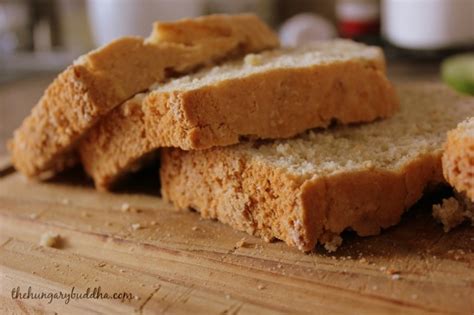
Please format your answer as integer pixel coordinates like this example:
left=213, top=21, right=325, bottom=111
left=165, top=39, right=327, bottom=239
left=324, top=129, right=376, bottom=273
left=441, top=53, right=474, bottom=95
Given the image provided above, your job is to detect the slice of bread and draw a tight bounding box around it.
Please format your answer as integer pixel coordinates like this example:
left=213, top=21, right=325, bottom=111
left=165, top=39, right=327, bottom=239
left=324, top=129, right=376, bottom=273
left=8, top=14, right=278, bottom=179
left=442, top=117, right=474, bottom=201
left=79, top=40, right=398, bottom=190
left=160, top=84, right=474, bottom=252
left=432, top=117, right=474, bottom=231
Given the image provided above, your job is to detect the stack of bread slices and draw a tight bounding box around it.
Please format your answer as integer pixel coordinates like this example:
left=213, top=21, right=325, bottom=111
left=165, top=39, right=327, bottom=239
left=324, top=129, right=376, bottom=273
left=9, top=14, right=474, bottom=252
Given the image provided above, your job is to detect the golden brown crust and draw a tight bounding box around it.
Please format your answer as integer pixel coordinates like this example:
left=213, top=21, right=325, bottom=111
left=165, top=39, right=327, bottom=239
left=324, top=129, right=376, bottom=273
left=79, top=57, right=398, bottom=190
left=442, top=118, right=474, bottom=201
left=160, top=148, right=443, bottom=252
left=149, top=13, right=278, bottom=57
left=148, top=60, right=397, bottom=149
left=9, top=14, right=278, bottom=179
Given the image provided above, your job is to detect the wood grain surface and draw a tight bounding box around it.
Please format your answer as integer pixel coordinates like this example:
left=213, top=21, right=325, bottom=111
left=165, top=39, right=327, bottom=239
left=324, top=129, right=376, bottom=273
left=0, top=167, right=473, bottom=314
left=1, top=66, right=472, bottom=314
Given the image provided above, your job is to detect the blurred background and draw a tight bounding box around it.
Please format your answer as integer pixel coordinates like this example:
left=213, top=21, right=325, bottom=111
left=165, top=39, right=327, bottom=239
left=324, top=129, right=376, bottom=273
left=0, top=0, right=473, bottom=153
left=1, top=0, right=473, bottom=81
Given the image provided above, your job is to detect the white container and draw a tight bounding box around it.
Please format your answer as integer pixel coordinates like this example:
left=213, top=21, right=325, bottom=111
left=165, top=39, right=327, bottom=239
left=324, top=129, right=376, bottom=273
left=86, top=0, right=204, bottom=47
left=382, top=0, right=474, bottom=50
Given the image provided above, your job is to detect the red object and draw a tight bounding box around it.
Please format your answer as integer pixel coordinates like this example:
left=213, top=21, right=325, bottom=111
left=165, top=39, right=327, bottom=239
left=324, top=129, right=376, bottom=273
left=339, top=20, right=380, bottom=38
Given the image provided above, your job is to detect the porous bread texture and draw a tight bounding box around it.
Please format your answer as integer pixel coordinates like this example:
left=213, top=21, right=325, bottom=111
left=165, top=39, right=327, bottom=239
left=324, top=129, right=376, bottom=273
left=442, top=117, right=474, bottom=201
left=79, top=40, right=398, bottom=190
left=8, top=14, right=278, bottom=179
left=160, top=84, right=474, bottom=252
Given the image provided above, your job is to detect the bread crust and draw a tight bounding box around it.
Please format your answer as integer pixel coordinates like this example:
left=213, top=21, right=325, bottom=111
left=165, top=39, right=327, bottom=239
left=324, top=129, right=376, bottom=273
left=159, top=84, right=472, bottom=252
left=442, top=118, right=474, bottom=201
left=160, top=146, right=442, bottom=251
left=9, top=14, right=278, bottom=178
left=80, top=55, right=398, bottom=190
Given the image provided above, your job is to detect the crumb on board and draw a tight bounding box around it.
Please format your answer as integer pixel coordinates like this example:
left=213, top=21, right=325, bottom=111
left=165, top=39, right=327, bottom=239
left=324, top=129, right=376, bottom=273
left=121, top=203, right=131, bottom=212
left=61, top=198, right=70, bottom=205
left=323, top=235, right=343, bottom=253
left=97, top=262, right=106, bottom=267
left=234, top=237, right=250, bottom=249
left=391, top=274, right=401, bottom=280
left=257, top=283, right=266, bottom=290
left=39, top=232, right=61, bottom=248
left=432, top=195, right=474, bottom=232
left=29, top=213, right=39, bottom=220
left=131, top=223, right=142, bottom=231
left=191, top=226, right=199, bottom=231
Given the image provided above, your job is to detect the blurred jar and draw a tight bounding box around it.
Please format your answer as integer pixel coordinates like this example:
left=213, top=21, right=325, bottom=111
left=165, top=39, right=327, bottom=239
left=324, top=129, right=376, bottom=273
left=382, top=0, right=474, bottom=50
left=0, top=0, right=29, bottom=54
left=336, top=0, right=380, bottom=39
left=86, top=0, right=205, bottom=47
left=58, top=0, right=94, bottom=55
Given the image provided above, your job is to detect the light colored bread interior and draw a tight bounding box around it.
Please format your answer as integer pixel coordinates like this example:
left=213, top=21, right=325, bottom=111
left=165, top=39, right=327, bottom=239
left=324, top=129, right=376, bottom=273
left=442, top=117, right=474, bottom=201
left=160, top=84, right=474, bottom=252
left=79, top=39, right=397, bottom=190
left=152, top=40, right=385, bottom=92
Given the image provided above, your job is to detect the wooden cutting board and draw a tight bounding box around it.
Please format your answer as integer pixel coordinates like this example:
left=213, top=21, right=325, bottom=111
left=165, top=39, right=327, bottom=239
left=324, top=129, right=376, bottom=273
left=0, top=163, right=473, bottom=315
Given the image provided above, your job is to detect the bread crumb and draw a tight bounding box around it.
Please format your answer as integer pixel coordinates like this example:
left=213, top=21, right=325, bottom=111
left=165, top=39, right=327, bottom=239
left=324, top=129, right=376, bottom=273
left=39, top=232, right=61, bottom=248
left=121, top=203, right=131, bottom=212
left=432, top=195, right=474, bottom=232
left=150, top=221, right=157, bottom=226
left=391, top=274, right=401, bottom=280
left=323, top=235, right=343, bottom=252
left=29, top=213, right=38, bottom=220
left=81, top=211, right=90, bottom=218
left=119, top=269, right=125, bottom=273
left=225, top=294, right=231, bottom=300
left=61, top=198, right=70, bottom=205
left=235, top=237, right=249, bottom=249
left=244, top=53, right=263, bottom=66
left=97, top=262, right=106, bottom=267
left=257, top=283, right=266, bottom=290
left=191, top=226, right=198, bottom=231
left=131, top=223, right=142, bottom=230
